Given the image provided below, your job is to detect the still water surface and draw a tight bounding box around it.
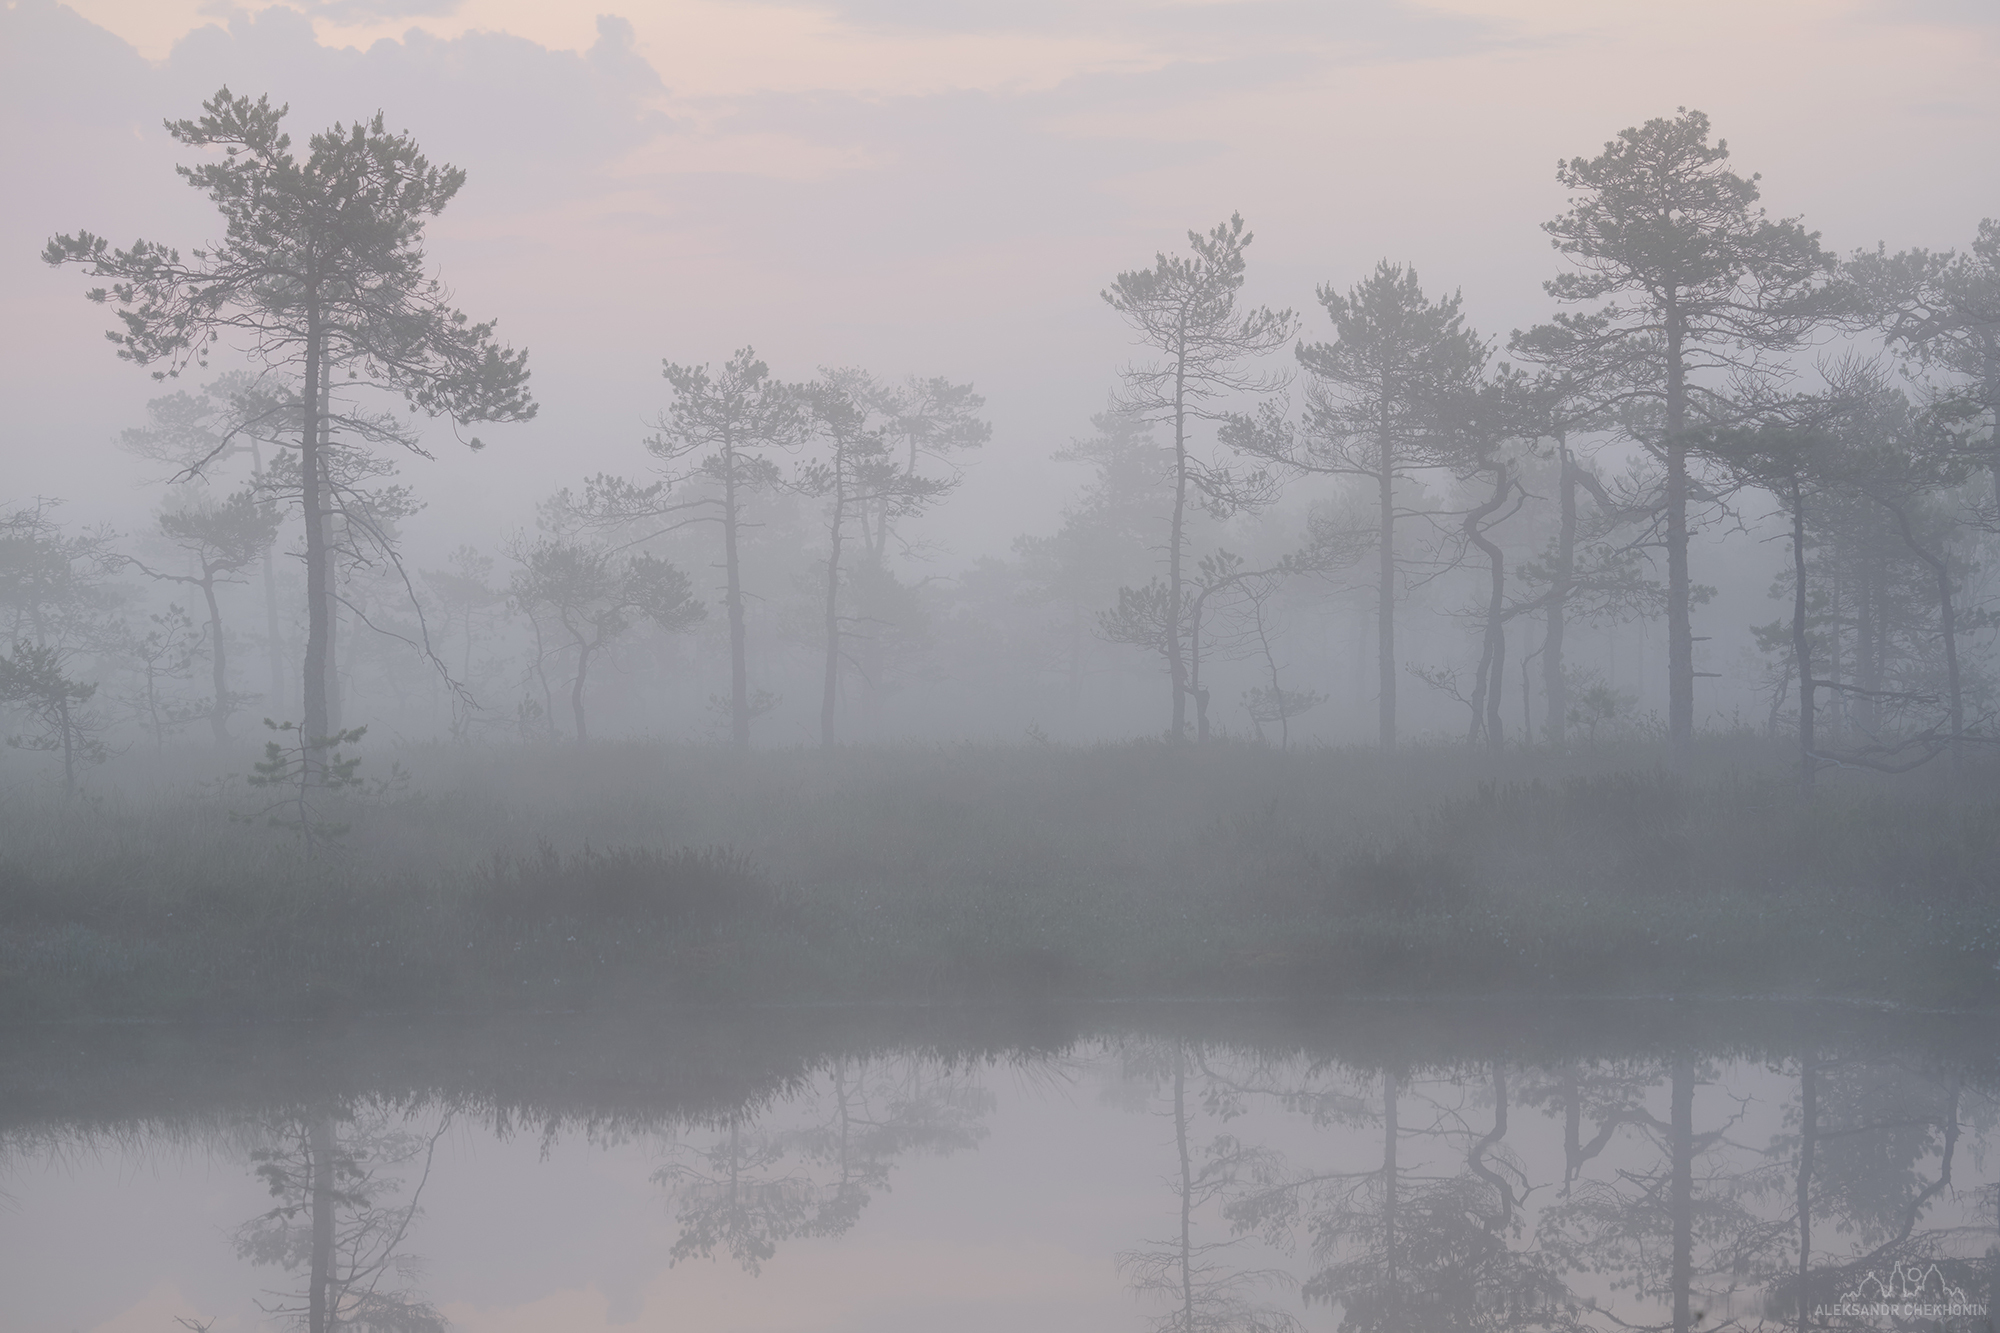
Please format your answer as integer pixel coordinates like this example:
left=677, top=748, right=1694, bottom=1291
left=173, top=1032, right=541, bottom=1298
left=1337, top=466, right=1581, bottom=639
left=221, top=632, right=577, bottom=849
left=2, top=1002, right=1994, bottom=1332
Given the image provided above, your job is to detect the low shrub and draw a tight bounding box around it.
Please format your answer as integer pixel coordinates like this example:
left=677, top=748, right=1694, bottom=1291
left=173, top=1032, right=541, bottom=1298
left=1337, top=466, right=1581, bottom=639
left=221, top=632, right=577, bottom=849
left=1331, top=846, right=1470, bottom=917
left=477, top=842, right=773, bottom=929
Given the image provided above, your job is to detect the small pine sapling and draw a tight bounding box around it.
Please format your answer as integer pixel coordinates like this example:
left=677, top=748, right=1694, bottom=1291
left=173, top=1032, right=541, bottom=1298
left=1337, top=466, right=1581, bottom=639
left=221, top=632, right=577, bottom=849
left=243, top=719, right=367, bottom=850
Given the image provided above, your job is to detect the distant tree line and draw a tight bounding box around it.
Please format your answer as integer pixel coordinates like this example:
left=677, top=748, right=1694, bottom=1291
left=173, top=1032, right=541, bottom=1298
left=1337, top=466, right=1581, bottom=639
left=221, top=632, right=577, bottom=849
left=16, top=91, right=1998, bottom=787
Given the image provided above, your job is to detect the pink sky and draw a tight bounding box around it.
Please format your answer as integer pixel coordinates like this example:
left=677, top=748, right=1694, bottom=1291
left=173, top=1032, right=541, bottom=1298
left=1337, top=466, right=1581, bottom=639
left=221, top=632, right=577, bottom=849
left=3, top=0, right=1995, bottom=558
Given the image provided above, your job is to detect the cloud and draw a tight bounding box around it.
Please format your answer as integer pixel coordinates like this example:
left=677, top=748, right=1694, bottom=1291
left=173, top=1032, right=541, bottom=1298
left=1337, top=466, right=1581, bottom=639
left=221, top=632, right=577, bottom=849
left=304, top=0, right=464, bottom=22
left=588, top=13, right=662, bottom=90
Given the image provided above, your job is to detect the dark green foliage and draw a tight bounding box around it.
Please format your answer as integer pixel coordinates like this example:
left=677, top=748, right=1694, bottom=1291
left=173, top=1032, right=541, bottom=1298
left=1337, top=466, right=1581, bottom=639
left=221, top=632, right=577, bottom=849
left=479, top=842, right=772, bottom=929
left=244, top=720, right=366, bottom=847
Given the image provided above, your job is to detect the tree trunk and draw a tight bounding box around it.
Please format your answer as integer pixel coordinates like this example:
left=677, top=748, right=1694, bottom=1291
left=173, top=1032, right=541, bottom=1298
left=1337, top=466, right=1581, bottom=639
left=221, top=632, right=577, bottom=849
left=320, top=372, right=343, bottom=738
left=251, top=442, right=287, bottom=717
left=723, top=451, right=750, bottom=749
left=1378, top=431, right=1397, bottom=750
left=1068, top=605, right=1084, bottom=720
left=1791, top=480, right=1814, bottom=795
left=202, top=573, right=229, bottom=744
left=300, top=309, right=330, bottom=775
left=1936, top=554, right=1963, bottom=777
left=1166, top=340, right=1190, bottom=742
left=571, top=637, right=592, bottom=744
left=1986, top=357, right=2000, bottom=522
left=1190, top=587, right=1208, bottom=744
left=1854, top=546, right=1880, bottom=735
left=1467, top=463, right=1509, bottom=752
left=1544, top=438, right=1575, bottom=745
left=58, top=692, right=75, bottom=797
left=821, top=459, right=846, bottom=749
left=1665, top=306, right=1695, bottom=762
left=325, top=511, right=344, bottom=737
left=1888, top=502, right=1963, bottom=776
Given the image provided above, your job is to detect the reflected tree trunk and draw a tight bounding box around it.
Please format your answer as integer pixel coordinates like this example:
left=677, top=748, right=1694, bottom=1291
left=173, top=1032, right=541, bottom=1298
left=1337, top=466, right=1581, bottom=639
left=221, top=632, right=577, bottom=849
left=1671, top=1059, right=1694, bottom=1333
left=1383, top=1067, right=1400, bottom=1323
left=1176, top=1043, right=1196, bottom=1331
left=1796, top=1056, right=1816, bottom=1333
left=308, top=1114, right=336, bottom=1333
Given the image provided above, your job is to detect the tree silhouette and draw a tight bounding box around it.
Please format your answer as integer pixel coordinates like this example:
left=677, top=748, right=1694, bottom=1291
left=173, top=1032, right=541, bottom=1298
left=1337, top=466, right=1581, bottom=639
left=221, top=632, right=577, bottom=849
left=1238, top=261, right=1487, bottom=749
left=1104, top=214, right=1295, bottom=741
left=122, top=487, right=278, bottom=743
left=1527, top=108, right=1835, bottom=759
left=45, top=87, right=535, bottom=776
left=508, top=537, right=703, bottom=743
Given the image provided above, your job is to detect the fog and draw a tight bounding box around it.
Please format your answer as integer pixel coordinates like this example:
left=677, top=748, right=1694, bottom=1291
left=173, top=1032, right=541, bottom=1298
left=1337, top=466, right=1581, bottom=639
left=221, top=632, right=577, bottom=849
left=5, top=2, right=1998, bottom=749
left=4, top=3, right=2000, bottom=1330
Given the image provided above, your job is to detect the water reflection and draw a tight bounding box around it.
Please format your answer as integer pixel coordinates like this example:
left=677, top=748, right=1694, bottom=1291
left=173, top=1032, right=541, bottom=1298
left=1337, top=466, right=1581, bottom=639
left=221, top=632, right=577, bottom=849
left=1115, top=1040, right=1304, bottom=1333
left=234, top=1108, right=450, bottom=1333
left=656, top=1054, right=992, bottom=1272
left=2, top=1005, right=1995, bottom=1332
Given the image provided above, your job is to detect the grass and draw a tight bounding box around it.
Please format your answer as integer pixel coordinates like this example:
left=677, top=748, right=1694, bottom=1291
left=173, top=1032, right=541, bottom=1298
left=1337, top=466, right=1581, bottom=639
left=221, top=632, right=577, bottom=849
left=2, top=735, right=1998, bottom=1020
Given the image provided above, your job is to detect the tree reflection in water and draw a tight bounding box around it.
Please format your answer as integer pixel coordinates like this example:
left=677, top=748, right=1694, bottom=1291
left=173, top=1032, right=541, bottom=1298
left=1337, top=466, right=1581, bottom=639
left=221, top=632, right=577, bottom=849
left=1218, top=1059, right=1583, bottom=1333
left=4, top=1010, right=1997, bottom=1331
left=1115, top=1039, right=1304, bottom=1333
left=653, top=1052, right=994, bottom=1273
left=233, top=1103, right=451, bottom=1333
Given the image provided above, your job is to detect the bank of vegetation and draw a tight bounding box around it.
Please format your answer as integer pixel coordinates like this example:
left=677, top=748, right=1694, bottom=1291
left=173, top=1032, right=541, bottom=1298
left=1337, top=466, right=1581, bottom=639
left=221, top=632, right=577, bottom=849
left=2, top=738, right=1996, bottom=1021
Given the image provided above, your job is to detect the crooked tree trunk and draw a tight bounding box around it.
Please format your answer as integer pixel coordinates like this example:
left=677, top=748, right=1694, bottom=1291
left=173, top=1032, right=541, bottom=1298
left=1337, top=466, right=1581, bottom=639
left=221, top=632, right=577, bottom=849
left=1466, top=463, right=1510, bottom=752
left=571, top=635, right=594, bottom=743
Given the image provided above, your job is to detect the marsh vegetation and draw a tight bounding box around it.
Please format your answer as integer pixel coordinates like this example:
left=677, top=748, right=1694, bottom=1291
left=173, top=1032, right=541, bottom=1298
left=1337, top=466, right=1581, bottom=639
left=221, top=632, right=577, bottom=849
left=4, top=737, right=1997, bottom=1021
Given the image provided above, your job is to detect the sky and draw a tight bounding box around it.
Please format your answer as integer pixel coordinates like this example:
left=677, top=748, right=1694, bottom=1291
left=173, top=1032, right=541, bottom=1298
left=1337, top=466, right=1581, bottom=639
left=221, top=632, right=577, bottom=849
left=3, top=0, right=1997, bottom=562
